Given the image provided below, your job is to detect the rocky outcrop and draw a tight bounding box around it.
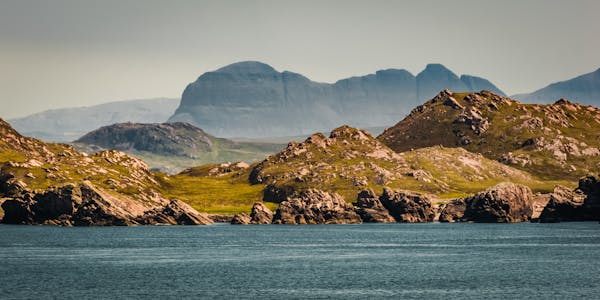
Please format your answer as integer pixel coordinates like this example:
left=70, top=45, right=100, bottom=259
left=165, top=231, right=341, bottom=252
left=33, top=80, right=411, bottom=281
left=230, top=213, right=251, bottom=225
left=539, top=175, right=600, bottom=222
left=379, top=188, right=436, bottom=222
left=272, top=189, right=361, bottom=224
left=438, top=199, right=468, bottom=222
left=138, top=199, right=213, bottom=225
left=230, top=202, right=274, bottom=225
left=354, top=189, right=395, bottom=223
left=378, top=89, right=600, bottom=181
left=1, top=182, right=212, bottom=226
left=439, top=183, right=534, bottom=223
left=249, top=202, right=273, bottom=224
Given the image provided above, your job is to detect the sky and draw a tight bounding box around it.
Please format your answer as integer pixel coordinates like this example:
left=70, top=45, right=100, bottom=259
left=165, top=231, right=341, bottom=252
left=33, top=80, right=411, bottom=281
left=1, top=0, right=599, bottom=119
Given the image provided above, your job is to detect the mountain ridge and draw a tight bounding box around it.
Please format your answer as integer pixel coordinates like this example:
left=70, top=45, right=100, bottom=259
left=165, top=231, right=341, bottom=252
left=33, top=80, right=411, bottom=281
left=168, top=61, right=506, bottom=137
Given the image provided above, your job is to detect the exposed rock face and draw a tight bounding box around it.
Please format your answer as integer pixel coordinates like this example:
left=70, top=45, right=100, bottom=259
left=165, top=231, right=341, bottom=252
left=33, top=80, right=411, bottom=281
left=438, top=199, right=467, bottom=222
left=249, top=202, right=273, bottom=224
left=379, top=188, right=436, bottom=222
left=439, top=183, right=534, bottom=223
left=169, top=61, right=505, bottom=138
left=230, top=213, right=251, bottom=225
left=272, top=189, right=361, bottom=224
left=539, top=174, right=600, bottom=222
left=1, top=182, right=212, bottom=226
left=208, top=214, right=233, bottom=223
left=230, top=202, right=274, bottom=225
left=514, top=67, right=600, bottom=106
left=8, top=98, right=179, bottom=142
left=138, top=199, right=213, bottom=225
left=354, top=189, right=395, bottom=223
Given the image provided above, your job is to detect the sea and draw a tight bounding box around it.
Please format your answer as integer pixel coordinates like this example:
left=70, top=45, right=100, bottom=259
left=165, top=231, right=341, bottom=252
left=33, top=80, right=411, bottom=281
left=1, top=222, right=599, bottom=299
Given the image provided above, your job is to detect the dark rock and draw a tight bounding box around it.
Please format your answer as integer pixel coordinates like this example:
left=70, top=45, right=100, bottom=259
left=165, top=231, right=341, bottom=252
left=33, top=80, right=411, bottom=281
left=272, top=189, right=361, bottom=224
left=379, top=188, right=436, bottom=222
left=72, top=183, right=137, bottom=226
left=231, top=213, right=251, bottom=225
left=440, top=183, right=534, bottom=223
left=249, top=202, right=273, bottom=224
left=139, top=199, right=213, bottom=225
left=539, top=175, right=600, bottom=222
left=354, top=189, right=395, bottom=223
left=208, top=214, right=233, bottom=223
left=438, top=199, right=467, bottom=222
left=538, top=185, right=586, bottom=222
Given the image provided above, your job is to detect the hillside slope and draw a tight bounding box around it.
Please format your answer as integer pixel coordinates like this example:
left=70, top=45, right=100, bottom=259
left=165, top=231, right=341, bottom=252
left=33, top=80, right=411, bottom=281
left=378, top=90, right=600, bottom=180
left=73, top=122, right=283, bottom=173
left=0, top=118, right=211, bottom=225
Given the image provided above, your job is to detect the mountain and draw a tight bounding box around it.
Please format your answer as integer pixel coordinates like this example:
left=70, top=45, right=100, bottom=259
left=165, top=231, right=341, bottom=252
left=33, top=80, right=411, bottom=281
left=168, top=61, right=505, bottom=138
left=513, top=68, right=600, bottom=106
left=8, top=98, right=179, bottom=142
left=378, top=90, right=600, bottom=180
left=0, top=118, right=212, bottom=225
left=73, top=122, right=283, bottom=174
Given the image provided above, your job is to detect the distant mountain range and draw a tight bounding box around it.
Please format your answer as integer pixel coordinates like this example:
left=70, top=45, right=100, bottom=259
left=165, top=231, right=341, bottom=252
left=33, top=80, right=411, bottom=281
left=512, top=67, right=600, bottom=105
left=8, top=98, right=179, bottom=142
left=6, top=63, right=599, bottom=141
left=169, top=61, right=505, bottom=137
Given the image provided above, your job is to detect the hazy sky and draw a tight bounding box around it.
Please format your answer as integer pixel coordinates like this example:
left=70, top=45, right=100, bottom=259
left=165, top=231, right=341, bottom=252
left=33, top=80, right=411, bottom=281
left=1, top=0, right=599, bottom=119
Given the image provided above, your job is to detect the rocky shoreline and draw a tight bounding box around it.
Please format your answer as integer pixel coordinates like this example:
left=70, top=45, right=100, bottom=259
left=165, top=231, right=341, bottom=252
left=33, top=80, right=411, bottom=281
left=227, top=178, right=599, bottom=225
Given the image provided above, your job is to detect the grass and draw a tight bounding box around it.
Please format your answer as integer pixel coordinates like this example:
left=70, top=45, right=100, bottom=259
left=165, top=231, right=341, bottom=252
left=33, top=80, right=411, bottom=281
left=157, top=172, right=275, bottom=215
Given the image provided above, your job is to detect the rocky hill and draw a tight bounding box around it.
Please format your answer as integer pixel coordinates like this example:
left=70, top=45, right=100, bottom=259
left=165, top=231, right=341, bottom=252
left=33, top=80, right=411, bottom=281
left=165, top=125, right=558, bottom=217
left=8, top=98, right=179, bottom=142
left=0, top=118, right=212, bottom=225
left=169, top=61, right=505, bottom=137
left=514, top=68, right=600, bottom=106
left=72, top=122, right=283, bottom=174
left=378, top=90, right=600, bottom=180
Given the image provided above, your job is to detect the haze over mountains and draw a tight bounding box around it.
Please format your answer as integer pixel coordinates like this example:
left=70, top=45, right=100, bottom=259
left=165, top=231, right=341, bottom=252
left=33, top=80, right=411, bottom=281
left=169, top=61, right=505, bottom=137
left=8, top=98, right=179, bottom=142
left=7, top=62, right=600, bottom=142
left=513, top=67, right=600, bottom=105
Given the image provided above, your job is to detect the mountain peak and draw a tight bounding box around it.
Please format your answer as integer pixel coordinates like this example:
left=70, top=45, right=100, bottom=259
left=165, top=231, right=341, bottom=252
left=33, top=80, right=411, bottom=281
left=421, top=63, right=454, bottom=74
left=215, top=61, right=278, bottom=74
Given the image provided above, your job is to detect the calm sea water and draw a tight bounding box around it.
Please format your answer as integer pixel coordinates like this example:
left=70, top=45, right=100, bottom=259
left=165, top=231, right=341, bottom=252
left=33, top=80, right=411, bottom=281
left=1, top=222, right=599, bottom=299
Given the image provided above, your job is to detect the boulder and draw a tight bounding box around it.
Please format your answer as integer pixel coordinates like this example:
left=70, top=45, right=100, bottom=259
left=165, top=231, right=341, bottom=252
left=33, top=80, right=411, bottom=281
left=538, top=185, right=586, bottom=222
left=440, top=182, right=533, bottom=223
left=539, top=175, right=600, bottom=222
left=272, top=189, right=362, bottom=224
left=231, top=213, right=251, bottom=225
left=249, top=202, right=273, bottom=224
left=354, top=189, right=395, bottom=223
left=438, top=199, right=467, bottom=222
left=379, top=188, right=436, bottom=222
left=139, top=199, right=213, bottom=225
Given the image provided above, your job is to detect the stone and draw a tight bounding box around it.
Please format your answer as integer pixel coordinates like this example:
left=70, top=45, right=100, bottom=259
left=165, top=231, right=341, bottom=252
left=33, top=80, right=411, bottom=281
left=249, top=202, right=273, bottom=224
left=231, top=213, right=251, bottom=225
left=379, top=188, right=436, bottom=222
left=440, top=182, right=533, bottom=223
left=272, top=189, right=362, bottom=224
left=354, top=189, right=395, bottom=223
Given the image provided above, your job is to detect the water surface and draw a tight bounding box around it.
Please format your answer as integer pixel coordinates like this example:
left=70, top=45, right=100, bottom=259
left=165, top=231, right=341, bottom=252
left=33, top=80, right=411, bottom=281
left=1, top=223, right=599, bottom=299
